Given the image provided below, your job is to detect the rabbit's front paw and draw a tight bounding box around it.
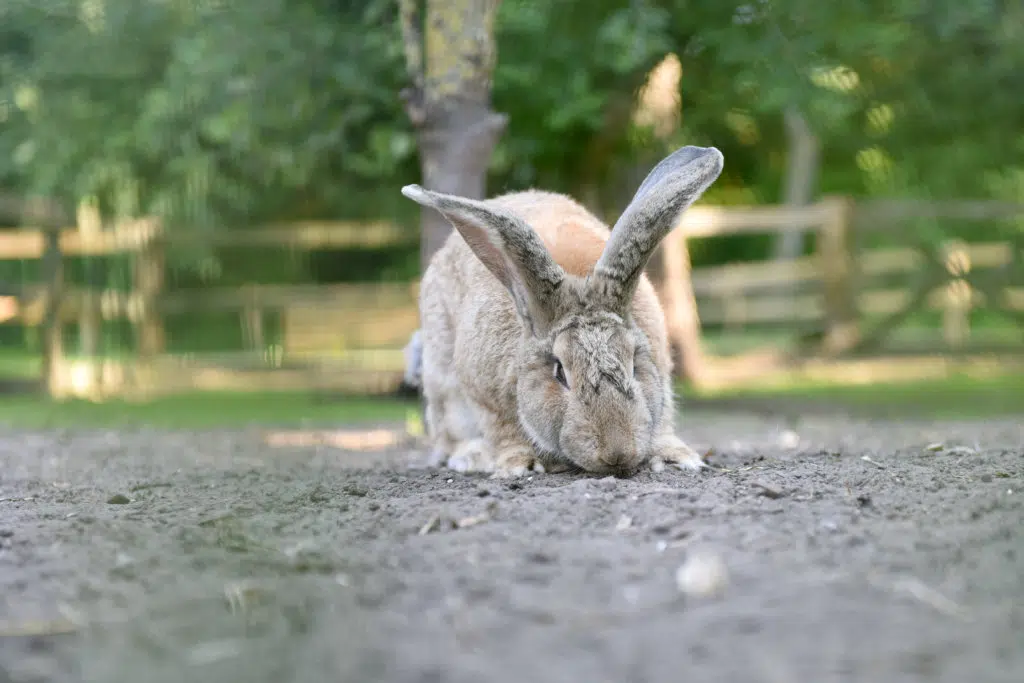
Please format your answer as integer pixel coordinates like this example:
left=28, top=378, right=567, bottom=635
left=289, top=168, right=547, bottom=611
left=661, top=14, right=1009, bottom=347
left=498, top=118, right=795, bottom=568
left=489, top=447, right=537, bottom=479
left=650, top=434, right=706, bottom=472
left=447, top=438, right=494, bottom=473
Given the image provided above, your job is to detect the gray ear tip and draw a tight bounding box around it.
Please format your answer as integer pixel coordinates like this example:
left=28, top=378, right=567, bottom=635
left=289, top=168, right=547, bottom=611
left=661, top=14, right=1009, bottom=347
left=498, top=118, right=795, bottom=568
left=694, top=145, right=725, bottom=165
left=401, top=184, right=432, bottom=205
left=707, top=146, right=725, bottom=170
left=668, top=145, right=725, bottom=174
left=690, top=146, right=725, bottom=178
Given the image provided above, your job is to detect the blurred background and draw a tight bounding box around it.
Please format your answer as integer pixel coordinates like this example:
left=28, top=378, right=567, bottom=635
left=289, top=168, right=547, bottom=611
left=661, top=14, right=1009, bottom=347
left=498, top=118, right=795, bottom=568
left=0, top=0, right=1022, bottom=428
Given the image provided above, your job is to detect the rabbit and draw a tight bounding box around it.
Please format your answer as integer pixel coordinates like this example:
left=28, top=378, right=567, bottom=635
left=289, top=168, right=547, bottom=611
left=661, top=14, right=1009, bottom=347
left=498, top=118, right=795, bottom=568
left=401, top=145, right=724, bottom=478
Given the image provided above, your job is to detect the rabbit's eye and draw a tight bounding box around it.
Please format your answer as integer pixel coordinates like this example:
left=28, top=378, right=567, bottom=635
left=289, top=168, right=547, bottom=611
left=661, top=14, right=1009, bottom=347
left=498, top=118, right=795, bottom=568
left=553, top=359, right=569, bottom=389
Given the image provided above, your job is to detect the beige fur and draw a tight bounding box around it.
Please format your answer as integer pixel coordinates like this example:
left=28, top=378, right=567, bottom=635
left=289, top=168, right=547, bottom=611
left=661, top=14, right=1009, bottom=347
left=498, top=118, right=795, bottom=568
left=405, top=146, right=724, bottom=477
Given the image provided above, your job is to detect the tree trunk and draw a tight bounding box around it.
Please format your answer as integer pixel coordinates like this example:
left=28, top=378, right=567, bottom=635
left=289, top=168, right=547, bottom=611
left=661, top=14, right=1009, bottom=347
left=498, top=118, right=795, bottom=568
left=400, top=0, right=507, bottom=273
left=648, top=230, right=706, bottom=385
left=773, top=106, right=820, bottom=261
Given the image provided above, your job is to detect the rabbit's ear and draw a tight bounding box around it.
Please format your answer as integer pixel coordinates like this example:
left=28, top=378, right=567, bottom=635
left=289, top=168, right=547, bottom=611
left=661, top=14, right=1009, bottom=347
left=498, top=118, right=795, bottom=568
left=403, top=185, right=565, bottom=335
left=591, top=146, right=723, bottom=311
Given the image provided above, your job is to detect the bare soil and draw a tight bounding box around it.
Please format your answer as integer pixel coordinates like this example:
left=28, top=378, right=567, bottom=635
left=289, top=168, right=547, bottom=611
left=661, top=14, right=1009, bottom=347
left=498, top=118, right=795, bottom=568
left=1, top=412, right=1022, bottom=683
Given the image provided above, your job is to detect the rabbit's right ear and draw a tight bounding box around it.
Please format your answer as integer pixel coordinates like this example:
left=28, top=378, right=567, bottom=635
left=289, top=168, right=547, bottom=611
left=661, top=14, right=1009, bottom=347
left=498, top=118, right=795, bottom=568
left=591, top=146, right=723, bottom=313
left=402, top=185, right=565, bottom=335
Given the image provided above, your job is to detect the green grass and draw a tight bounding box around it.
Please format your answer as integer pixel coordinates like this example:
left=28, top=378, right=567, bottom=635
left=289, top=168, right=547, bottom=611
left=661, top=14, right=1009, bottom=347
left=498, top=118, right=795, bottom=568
left=690, top=372, right=1024, bottom=420
left=0, top=391, right=418, bottom=430
left=0, top=348, right=40, bottom=380
left=1, top=371, right=1021, bottom=431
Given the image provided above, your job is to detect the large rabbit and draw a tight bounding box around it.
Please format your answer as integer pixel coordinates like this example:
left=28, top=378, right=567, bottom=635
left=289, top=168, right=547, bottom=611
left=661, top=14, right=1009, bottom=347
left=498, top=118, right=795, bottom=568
left=402, top=145, right=723, bottom=478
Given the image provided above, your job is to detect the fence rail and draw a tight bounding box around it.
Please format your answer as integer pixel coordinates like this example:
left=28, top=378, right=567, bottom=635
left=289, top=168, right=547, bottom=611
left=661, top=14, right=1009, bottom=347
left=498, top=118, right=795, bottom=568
left=1, top=195, right=1022, bottom=398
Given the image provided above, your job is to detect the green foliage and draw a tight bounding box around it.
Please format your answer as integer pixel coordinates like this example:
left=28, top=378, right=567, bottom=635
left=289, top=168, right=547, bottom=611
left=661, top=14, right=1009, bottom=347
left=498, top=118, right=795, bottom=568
left=1, top=0, right=1020, bottom=257
left=1, top=0, right=416, bottom=235
left=673, top=0, right=1024, bottom=198
left=491, top=0, right=674, bottom=196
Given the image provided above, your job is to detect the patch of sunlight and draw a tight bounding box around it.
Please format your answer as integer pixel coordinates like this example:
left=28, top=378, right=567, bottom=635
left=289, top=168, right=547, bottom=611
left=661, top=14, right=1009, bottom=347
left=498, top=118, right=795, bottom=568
left=856, top=146, right=894, bottom=182
left=724, top=109, right=760, bottom=146
left=79, top=0, right=107, bottom=33
left=810, top=65, right=860, bottom=93
left=264, top=428, right=405, bottom=452
left=633, top=53, right=683, bottom=139
left=14, top=85, right=39, bottom=113
left=866, top=103, right=894, bottom=136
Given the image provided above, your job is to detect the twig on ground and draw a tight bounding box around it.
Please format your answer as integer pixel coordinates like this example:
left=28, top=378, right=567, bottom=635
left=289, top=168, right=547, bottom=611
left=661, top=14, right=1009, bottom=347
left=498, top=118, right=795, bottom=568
left=861, top=455, right=886, bottom=469
left=0, top=618, right=78, bottom=637
left=892, top=577, right=971, bottom=620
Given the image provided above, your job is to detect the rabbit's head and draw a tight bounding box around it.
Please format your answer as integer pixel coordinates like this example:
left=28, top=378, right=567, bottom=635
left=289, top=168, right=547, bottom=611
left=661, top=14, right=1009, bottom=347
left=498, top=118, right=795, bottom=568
left=403, top=145, right=723, bottom=475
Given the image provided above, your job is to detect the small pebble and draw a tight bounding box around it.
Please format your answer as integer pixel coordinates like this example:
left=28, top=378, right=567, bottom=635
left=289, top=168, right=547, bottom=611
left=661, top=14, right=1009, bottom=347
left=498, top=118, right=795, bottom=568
left=675, top=551, right=729, bottom=598
left=106, top=494, right=131, bottom=505
left=752, top=482, right=785, bottom=499
left=417, top=514, right=455, bottom=535
left=779, top=430, right=800, bottom=449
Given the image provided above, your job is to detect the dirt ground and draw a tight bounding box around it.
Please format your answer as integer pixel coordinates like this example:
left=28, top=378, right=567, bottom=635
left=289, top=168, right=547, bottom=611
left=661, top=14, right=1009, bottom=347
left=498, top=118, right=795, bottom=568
left=1, top=410, right=1022, bottom=683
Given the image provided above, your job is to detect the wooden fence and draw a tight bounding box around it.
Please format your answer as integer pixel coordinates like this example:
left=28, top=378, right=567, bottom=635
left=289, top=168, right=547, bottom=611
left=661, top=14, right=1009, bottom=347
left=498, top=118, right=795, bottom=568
left=1, top=196, right=1022, bottom=398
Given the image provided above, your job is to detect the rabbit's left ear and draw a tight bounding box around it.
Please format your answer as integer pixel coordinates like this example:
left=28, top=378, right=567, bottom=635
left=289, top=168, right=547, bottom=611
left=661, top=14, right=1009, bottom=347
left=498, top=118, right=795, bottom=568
left=590, top=145, right=723, bottom=312
left=402, top=185, right=565, bottom=335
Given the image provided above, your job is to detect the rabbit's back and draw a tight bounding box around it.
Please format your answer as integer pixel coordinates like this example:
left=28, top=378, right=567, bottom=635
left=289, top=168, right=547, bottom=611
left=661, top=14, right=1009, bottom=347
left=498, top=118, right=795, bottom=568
left=423, top=190, right=604, bottom=303
left=423, top=190, right=671, bottom=372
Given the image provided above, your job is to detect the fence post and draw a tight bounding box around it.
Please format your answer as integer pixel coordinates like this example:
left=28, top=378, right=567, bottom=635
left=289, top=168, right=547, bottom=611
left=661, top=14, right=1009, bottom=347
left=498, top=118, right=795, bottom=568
left=77, top=290, right=101, bottom=398
left=817, top=195, right=858, bottom=355
left=650, top=226, right=706, bottom=384
left=39, top=227, right=64, bottom=397
left=940, top=239, right=972, bottom=349
left=133, top=221, right=165, bottom=391
left=241, top=283, right=264, bottom=353
left=77, top=200, right=102, bottom=397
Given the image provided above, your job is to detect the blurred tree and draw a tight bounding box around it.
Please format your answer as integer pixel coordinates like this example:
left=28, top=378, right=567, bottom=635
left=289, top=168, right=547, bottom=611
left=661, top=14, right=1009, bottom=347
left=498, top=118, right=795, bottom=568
left=0, top=0, right=414, bottom=242
left=1, top=0, right=1020, bottom=268
left=399, top=0, right=507, bottom=271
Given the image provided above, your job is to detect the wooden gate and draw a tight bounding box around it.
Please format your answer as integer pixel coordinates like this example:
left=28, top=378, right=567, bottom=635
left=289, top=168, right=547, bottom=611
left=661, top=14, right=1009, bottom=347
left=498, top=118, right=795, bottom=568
left=846, top=201, right=1024, bottom=356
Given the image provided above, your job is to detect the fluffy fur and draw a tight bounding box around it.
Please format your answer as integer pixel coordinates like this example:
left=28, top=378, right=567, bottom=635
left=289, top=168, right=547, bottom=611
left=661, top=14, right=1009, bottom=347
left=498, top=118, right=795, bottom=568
left=403, top=145, right=724, bottom=478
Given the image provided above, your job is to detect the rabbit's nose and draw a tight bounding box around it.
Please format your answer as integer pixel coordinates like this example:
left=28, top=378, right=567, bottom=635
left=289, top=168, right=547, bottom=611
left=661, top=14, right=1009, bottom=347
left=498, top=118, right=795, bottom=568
left=600, top=451, right=632, bottom=468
